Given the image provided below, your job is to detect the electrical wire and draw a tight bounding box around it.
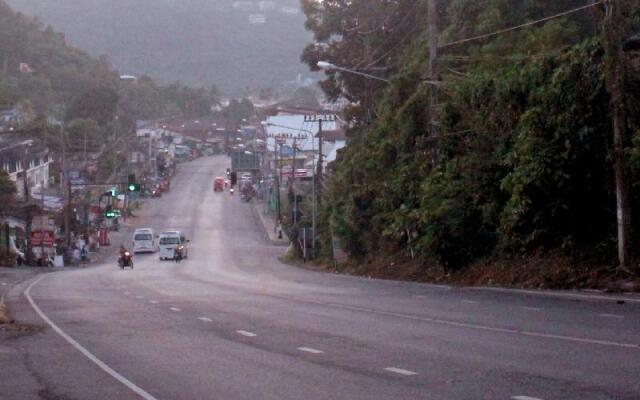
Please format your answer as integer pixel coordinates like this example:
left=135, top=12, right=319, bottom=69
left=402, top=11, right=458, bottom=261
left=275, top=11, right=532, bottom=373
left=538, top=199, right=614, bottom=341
left=438, top=1, right=604, bottom=50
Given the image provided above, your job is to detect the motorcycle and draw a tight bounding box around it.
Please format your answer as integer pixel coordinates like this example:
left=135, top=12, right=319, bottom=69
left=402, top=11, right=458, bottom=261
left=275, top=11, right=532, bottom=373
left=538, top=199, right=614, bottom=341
left=174, top=246, right=184, bottom=262
left=118, top=251, right=134, bottom=269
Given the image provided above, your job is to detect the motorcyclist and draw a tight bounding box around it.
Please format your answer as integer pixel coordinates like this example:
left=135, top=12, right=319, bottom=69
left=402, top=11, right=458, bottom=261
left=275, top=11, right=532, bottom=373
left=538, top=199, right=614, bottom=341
left=119, top=245, right=129, bottom=263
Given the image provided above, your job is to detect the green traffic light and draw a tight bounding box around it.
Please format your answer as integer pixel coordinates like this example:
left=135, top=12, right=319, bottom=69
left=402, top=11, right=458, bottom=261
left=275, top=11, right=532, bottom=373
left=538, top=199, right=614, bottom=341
left=128, top=184, right=136, bottom=191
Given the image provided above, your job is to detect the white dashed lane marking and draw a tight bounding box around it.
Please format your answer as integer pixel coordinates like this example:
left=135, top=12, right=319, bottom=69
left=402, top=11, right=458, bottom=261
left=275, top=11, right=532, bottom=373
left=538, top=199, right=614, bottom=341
left=198, top=317, right=213, bottom=322
left=1, top=282, right=7, bottom=286
left=297, top=347, right=323, bottom=354
left=512, top=396, right=544, bottom=400
left=384, top=367, right=418, bottom=376
left=148, top=300, right=159, bottom=304
left=599, top=314, right=624, bottom=319
left=169, top=307, right=181, bottom=312
left=236, top=330, right=257, bottom=337
left=522, top=307, right=542, bottom=311
left=461, top=300, right=478, bottom=304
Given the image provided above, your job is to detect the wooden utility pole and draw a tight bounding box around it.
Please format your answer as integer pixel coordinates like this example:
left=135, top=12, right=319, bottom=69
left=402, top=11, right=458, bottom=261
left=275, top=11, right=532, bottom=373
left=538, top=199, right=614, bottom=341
left=603, top=0, right=633, bottom=267
left=427, top=0, right=438, bottom=151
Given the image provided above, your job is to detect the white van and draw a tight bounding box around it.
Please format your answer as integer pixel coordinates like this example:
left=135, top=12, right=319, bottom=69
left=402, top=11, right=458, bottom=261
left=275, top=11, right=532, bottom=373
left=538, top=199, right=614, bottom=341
left=158, top=230, right=189, bottom=260
left=132, top=228, right=156, bottom=254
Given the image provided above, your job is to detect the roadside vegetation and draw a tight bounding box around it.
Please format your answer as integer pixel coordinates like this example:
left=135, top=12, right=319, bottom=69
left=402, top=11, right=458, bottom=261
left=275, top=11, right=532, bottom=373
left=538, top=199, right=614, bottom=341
left=302, top=0, right=640, bottom=289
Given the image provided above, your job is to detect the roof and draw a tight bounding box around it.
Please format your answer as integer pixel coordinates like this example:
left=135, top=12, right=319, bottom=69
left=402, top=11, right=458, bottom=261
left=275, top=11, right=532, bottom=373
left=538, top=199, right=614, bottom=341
left=264, top=114, right=338, bottom=152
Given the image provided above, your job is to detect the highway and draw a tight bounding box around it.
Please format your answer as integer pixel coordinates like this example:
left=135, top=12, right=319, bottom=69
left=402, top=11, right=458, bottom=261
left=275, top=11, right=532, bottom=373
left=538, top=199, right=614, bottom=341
left=3, top=156, right=639, bottom=400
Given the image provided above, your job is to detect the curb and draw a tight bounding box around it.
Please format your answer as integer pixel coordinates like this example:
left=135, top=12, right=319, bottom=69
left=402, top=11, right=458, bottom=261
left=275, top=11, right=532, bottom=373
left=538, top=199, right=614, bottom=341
left=249, top=201, right=289, bottom=246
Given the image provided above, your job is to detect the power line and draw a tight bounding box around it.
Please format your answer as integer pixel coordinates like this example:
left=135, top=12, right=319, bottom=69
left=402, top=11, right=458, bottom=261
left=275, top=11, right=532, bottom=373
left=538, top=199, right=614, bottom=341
left=439, top=1, right=604, bottom=50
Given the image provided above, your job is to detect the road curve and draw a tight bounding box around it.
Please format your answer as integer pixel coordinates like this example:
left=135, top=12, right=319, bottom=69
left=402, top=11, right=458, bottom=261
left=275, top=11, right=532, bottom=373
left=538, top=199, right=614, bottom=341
left=5, top=156, right=640, bottom=400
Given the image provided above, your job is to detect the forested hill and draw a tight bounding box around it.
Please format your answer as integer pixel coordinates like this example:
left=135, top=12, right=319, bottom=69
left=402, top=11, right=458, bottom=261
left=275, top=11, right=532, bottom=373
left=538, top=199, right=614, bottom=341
left=5, top=0, right=312, bottom=96
left=301, top=0, right=640, bottom=288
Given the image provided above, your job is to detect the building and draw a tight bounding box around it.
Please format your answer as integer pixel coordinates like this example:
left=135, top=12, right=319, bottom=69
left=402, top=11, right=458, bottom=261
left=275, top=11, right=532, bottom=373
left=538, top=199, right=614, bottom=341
left=0, top=138, right=52, bottom=200
left=263, top=112, right=343, bottom=177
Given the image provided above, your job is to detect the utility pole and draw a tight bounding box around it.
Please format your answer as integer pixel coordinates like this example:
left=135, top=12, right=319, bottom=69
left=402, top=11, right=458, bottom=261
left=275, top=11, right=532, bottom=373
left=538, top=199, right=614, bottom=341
left=304, top=114, right=335, bottom=200
left=427, top=0, right=438, bottom=157
left=21, top=141, right=33, bottom=265
left=274, top=140, right=282, bottom=223
left=292, top=136, right=298, bottom=226
left=603, top=0, right=633, bottom=268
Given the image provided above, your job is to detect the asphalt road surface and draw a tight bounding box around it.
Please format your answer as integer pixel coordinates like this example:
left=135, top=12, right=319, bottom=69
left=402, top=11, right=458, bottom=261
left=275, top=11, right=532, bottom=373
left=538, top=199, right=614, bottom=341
left=3, top=156, right=639, bottom=400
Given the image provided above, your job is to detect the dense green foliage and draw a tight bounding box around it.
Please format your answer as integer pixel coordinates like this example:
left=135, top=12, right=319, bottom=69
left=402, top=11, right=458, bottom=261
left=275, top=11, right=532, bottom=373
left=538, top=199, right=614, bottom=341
left=304, top=0, right=639, bottom=271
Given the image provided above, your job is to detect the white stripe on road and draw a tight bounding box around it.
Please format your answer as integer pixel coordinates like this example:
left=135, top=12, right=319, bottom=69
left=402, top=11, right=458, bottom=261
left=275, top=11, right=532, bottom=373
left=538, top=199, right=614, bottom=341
left=599, top=314, right=624, bottom=319
left=148, top=300, right=159, bottom=304
left=236, top=330, right=257, bottom=337
left=169, top=307, right=181, bottom=312
left=24, top=275, right=158, bottom=400
left=512, top=396, right=544, bottom=400
left=384, top=367, right=418, bottom=376
left=1, top=282, right=7, bottom=286
left=297, top=347, right=323, bottom=354
left=461, top=300, right=478, bottom=304
left=470, top=286, right=640, bottom=304
left=198, top=317, right=213, bottom=322
left=522, top=307, right=542, bottom=311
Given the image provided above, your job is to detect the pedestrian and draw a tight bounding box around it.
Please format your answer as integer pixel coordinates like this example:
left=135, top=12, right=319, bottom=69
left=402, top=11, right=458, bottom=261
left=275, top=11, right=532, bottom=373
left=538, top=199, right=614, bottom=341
left=81, top=245, right=88, bottom=263
left=72, top=246, right=81, bottom=266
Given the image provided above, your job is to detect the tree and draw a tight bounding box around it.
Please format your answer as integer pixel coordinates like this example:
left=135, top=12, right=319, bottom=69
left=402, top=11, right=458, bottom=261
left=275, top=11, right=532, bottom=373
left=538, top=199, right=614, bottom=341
left=0, top=169, right=16, bottom=215
left=65, top=85, right=119, bottom=125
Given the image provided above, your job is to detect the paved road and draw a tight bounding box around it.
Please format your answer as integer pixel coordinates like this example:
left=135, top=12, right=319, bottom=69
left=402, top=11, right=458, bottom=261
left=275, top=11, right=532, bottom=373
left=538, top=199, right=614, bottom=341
left=3, top=156, right=639, bottom=400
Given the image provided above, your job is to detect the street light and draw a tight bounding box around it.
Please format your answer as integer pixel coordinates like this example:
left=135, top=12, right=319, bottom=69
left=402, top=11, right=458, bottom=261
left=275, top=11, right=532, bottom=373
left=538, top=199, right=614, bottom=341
left=317, top=60, right=440, bottom=86
left=317, top=61, right=389, bottom=83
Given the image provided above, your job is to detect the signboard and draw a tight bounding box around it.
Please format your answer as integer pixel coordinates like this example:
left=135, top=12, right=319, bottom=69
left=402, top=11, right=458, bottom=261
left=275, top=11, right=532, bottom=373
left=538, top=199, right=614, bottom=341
left=280, top=145, right=294, bottom=157
left=231, top=151, right=261, bottom=171
left=32, top=216, right=55, bottom=231
left=31, top=231, right=55, bottom=247
left=280, top=168, right=309, bottom=178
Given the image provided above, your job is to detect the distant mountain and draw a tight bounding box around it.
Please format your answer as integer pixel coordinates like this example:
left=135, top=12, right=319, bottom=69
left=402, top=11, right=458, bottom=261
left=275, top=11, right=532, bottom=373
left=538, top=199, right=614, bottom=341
left=6, top=0, right=313, bottom=96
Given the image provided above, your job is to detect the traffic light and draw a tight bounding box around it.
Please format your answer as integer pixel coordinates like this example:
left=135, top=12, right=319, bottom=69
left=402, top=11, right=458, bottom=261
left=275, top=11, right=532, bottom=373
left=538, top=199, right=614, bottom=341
left=127, top=174, right=140, bottom=192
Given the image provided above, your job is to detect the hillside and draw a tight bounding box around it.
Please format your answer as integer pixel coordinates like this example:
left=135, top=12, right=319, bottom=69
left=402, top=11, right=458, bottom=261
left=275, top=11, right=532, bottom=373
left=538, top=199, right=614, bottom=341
left=6, top=0, right=313, bottom=96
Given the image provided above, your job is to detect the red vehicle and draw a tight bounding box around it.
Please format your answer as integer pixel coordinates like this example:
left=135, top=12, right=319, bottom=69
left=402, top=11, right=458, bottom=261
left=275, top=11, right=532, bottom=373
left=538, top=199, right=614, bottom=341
left=214, top=177, right=224, bottom=192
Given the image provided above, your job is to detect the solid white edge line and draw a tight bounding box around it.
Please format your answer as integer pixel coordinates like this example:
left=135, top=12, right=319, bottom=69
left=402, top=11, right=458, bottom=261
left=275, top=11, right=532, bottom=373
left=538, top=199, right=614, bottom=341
left=469, top=286, right=640, bottom=304
left=599, top=313, right=624, bottom=319
left=384, top=367, right=418, bottom=376
left=321, top=302, right=640, bottom=349
left=236, top=330, right=257, bottom=337
left=24, top=275, right=158, bottom=400
left=297, top=347, right=323, bottom=354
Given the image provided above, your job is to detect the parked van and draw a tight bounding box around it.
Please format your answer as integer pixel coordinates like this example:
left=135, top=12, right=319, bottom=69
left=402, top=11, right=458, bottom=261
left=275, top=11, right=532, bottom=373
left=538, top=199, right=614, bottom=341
left=132, top=228, right=156, bottom=254
left=158, top=230, right=189, bottom=260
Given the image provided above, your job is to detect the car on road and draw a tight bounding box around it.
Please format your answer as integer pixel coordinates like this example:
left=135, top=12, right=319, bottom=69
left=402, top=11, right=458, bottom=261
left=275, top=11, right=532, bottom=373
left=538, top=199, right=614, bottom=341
left=158, top=230, right=189, bottom=260
left=132, top=228, right=156, bottom=254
